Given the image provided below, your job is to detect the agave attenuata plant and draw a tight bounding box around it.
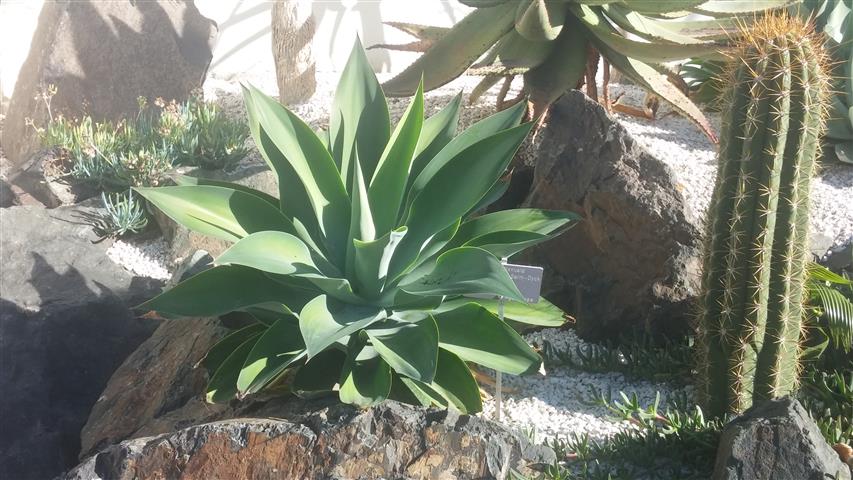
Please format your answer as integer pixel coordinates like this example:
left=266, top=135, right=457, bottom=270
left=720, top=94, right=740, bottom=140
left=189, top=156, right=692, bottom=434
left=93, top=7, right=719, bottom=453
left=136, top=41, right=578, bottom=412
left=380, top=0, right=798, bottom=142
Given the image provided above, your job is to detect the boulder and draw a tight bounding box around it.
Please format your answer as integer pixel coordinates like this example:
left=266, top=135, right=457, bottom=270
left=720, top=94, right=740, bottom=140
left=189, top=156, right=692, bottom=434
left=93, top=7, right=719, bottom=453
left=3, top=0, right=218, bottom=166
left=272, top=0, right=316, bottom=104
left=712, top=397, right=850, bottom=480
left=523, top=91, right=702, bottom=339
left=6, top=148, right=99, bottom=208
left=0, top=203, right=162, bottom=480
left=69, top=401, right=553, bottom=480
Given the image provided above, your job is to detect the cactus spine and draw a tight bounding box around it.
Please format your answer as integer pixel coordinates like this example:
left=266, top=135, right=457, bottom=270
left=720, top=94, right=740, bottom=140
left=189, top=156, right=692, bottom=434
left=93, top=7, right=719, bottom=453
left=697, top=15, right=830, bottom=418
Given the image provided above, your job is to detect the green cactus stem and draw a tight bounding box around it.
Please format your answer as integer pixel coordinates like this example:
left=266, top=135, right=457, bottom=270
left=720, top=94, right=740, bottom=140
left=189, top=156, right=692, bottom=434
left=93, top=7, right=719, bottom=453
left=697, top=14, right=830, bottom=418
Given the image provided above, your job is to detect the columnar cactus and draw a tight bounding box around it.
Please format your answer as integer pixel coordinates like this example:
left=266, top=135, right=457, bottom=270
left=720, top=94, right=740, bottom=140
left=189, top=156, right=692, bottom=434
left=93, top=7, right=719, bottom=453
left=697, top=15, right=831, bottom=417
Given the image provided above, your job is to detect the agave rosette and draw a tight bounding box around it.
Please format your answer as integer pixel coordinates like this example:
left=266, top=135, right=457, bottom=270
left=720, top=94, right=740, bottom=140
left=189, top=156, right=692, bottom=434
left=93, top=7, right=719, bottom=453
left=136, top=42, right=578, bottom=413
left=380, top=0, right=799, bottom=142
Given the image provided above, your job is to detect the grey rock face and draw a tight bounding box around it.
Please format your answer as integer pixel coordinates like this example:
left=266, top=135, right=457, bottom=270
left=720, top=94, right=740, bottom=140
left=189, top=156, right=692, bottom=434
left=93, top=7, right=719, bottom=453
left=3, top=0, right=217, bottom=166
left=0, top=203, right=162, bottom=479
left=523, top=91, right=703, bottom=339
left=69, top=401, right=554, bottom=480
left=712, top=397, right=850, bottom=480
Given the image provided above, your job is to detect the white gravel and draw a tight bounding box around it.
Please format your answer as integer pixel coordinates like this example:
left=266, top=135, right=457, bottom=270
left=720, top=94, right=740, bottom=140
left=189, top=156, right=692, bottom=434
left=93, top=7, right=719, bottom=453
left=479, top=327, right=689, bottom=444
left=106, top=237, right=171, bottom=281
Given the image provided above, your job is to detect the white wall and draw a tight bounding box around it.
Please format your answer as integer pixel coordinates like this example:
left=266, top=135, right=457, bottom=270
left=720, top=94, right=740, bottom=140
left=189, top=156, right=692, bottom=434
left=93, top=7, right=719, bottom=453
left=0, top=0, right=471, bottom=98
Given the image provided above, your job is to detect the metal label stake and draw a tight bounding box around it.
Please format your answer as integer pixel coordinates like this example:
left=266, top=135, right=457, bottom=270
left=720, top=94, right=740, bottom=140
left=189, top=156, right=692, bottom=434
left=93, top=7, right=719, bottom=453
left=496, top=292, right=505, bottom=421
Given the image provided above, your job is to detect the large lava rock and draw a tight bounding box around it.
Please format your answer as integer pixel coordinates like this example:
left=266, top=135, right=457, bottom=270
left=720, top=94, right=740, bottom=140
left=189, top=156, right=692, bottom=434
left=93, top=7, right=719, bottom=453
left=712, top=397, right=850, bottom=480
left=3, top=0, right=218, bottom=166
left=523, top=91, right=703, bottom=339
left=68, top=401, right=553, bottom=480
left=0, top=203, right=162, bottom=480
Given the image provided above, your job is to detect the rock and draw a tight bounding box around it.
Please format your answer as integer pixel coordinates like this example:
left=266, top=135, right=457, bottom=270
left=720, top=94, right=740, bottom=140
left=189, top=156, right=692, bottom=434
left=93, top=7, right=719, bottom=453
left=154, top=164, right=278, bottom=260
left=79, top=317, right=231, bottom=457
left=69, top=401, right=553, bottom=480
left=0, top=203, right=163, bottom=480
left=523, top=91, right=702, bottom=340
left=0, top=179, right=17, bottom=207
left=272, top=0, right=316, bottom=105
left=712, top=397, right=851, bottom=480
left=6, top=148, right=99, bottom=207
left=3, top=0, right=217, bottom=166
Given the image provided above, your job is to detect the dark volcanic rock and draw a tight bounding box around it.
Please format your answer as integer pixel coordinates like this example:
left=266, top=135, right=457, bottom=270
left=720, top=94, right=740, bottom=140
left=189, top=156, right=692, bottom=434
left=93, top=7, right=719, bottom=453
left=712, top=397, right=850, bottom=480
left=0, top=203, right=162, bottom=479
left=3, top=0, right=217, bottom=166
left=523, top=91, right=703, bottom=339
left=68, top=402, right=554, bottom=480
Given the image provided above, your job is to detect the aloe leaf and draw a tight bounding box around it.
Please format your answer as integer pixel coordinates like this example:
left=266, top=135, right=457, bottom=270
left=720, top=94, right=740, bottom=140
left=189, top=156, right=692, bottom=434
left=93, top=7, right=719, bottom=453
left=242, top=85, right=323, bottom=246
left=392, top=122, right=532, bottom=279
left=432, top=303, right=541, bottom=374
left=292, top=349, right=346, bottom=395
left=366, top=316, right=439, bottom=383
left=338, top=345, right=392, bottom=407
left=135, top=185, right=295, bottom=243
left=172, top=174, right=279, bottom=207
left=237, top=315, right=306, bottom=395
left=346, top=152, right=376, bottom=279
left=399, top=247, right=524, bottom=302
left=410, top=92, right=463, bottom=182
left=514, top=0, right=569, bottom=42
left=354, top=227, right=408, bottom=298
left=429, top=348, right=482, bottom=413
left=496, top=29, right=555, bottom=68
left=692, top=0, right=797, bottom=15
left=436, top=297, right=567, bottom=327
left=206, top=334, right=259, bottom=403
left=369, top=81, right=424, bottom=235
left=602, top=4, right=714, bottom=45
left=215, top=231, right=320, bottom=276
left=330, top=40, right=391, bottom=184
left=138, top=265, right=307, bottom=317
left=448, top=208, right=580, bottom=249
left=299, top=295, right=385, bottom=358
left=246, top=85, right=351, bottom=264
left=382, top=2, right=517, bottom=96
left=620, top=0, right=707, bottom=14
left=575, top=4, right=726, bottom=63
left=523, top=18, right=588, bottom=112
left=201, top=323, right=267, bottom=374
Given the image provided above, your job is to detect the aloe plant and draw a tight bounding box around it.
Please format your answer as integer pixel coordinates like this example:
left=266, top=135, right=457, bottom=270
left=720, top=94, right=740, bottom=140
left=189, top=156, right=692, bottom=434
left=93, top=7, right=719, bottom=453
left=379, top=0, right=798, bottom=142
left=135, top=41, right=578, bottom=412
left=696, top=14, right=831, bottom=417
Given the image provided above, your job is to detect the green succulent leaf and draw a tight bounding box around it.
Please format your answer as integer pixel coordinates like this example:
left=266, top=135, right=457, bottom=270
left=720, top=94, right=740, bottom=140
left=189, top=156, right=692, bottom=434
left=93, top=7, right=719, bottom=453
left=354, top=227, right=408, bottom=298
left=369, top=81, right=424, bottom=235
left=201, top=323, right=267, bottom=374
left=246, top=84, right=351, bottom=263
left=299, top=295, right=385, bottom=358
left=172, top=174, right=279, bottom=207
left=206, top=334, right=259, bottom=403
left=523, top=19, right=588, bottom=113
left=135, top=185, right=295, bottom=243
left=432, top=303, right=541, bottom=375
left=215, top=231, right=321, bottom=276
left=237, top=315, right=306, bottom=395
left=410, top=92, right=463, bottom=182
left=339, top=344, right=393, bottom=407
left=437, top=296, right=567, bottom=327
left=448, top=208, right=580, bottom=251
left=382, top=2, right=517, bottom=96
left=138, top=265, right=303, bottom=317
left=514, top=0, right=569, bottom=42
left=399, top=247, right=524, bottom=302
left=292, top=348, right=347, bottom=396
left=429, top=348, right=483, bottom=413
left=330, top=39, right=391, bottom=184
left=366, top=316, right=439, bottom=383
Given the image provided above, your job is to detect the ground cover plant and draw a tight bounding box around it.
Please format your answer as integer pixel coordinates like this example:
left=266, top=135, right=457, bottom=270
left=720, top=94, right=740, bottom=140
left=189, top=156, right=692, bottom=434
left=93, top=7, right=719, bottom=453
left=136, top=40, right=579, bottom=412
left=36, top=91, right=249, bottom=237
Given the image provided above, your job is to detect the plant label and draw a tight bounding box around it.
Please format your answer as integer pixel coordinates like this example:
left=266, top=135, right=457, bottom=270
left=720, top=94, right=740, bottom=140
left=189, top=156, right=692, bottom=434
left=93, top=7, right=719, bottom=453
left=504, top=263, right=543, bottom=304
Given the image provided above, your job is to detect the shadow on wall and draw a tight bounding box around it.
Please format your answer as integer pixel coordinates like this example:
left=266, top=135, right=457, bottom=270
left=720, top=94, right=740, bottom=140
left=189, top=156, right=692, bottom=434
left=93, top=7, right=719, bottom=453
left=210, top=0, right=461, bottom=74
